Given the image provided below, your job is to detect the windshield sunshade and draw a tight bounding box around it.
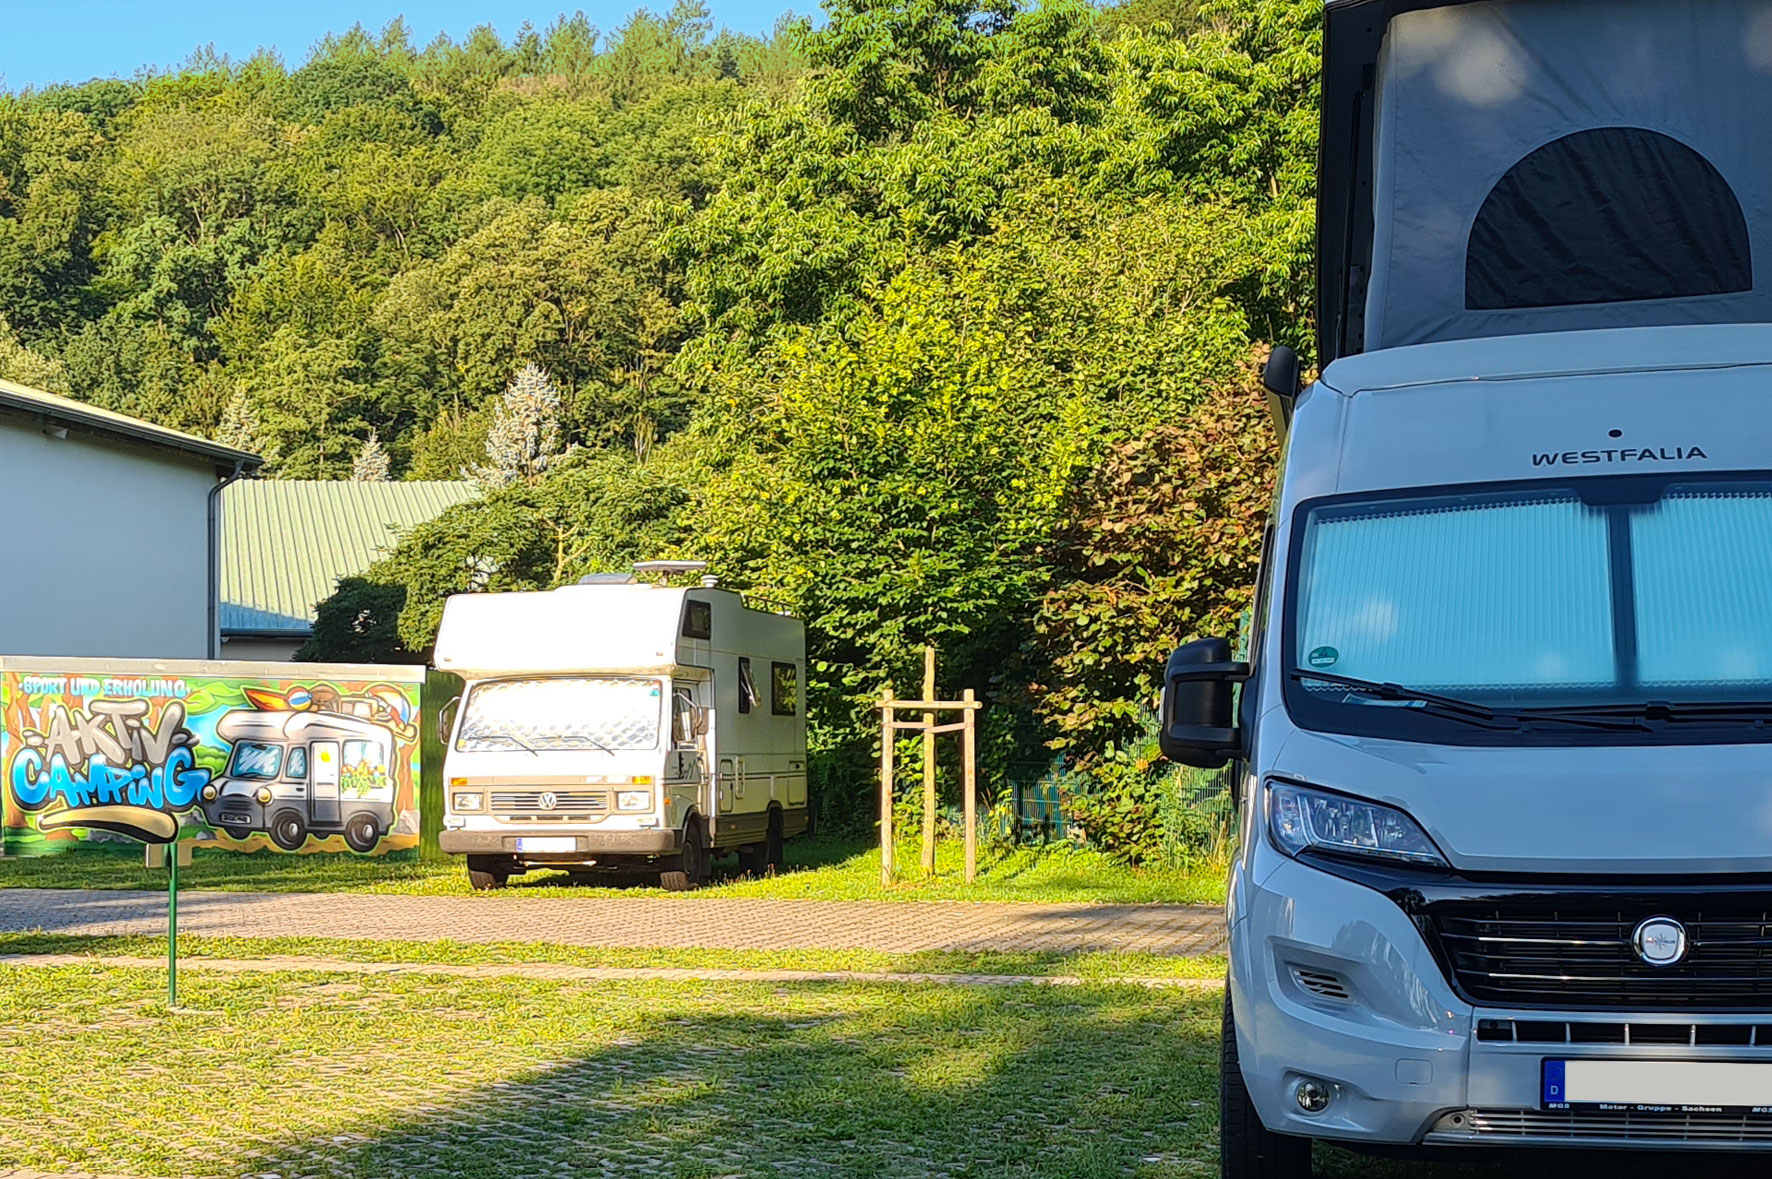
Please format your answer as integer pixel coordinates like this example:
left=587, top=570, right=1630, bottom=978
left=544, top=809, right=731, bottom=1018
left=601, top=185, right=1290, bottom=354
left=456, top=677, right=663, bottom=752
left=1293, top=477, right=1772, bottom=708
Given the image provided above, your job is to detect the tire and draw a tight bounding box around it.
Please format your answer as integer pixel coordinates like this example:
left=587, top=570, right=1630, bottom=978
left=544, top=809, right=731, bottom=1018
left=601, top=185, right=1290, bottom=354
left=662, top=816, right=709, bottom=890
left=466, top=856, right=510, bottom=891
left=342, top=814, right=381, bottom=854
left=737, top=843, right=766, bottom=877
left=764, top=808, right=785, bottom=875
left=1221, top=985, right=1311, bottom=1179
left=268, top=810, right=307, bottom=852
left=222, top=825, right=251, bottom=842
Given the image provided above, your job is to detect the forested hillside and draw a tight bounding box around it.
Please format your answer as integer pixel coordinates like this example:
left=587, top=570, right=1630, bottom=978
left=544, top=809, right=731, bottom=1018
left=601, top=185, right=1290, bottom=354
left=0, top=0, right=1320, bottom=854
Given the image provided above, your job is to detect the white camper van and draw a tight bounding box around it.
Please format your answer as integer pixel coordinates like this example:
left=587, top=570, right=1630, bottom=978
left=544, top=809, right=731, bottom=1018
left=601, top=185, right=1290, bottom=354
left=434, top=562, right=808, bottom=890
left=1177, top=0, right=1772, bottom=1173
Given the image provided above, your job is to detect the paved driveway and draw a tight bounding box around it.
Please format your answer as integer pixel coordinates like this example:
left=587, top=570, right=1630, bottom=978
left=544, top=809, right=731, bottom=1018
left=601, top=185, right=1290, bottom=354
left=0, top=888, right=1227, bottom=955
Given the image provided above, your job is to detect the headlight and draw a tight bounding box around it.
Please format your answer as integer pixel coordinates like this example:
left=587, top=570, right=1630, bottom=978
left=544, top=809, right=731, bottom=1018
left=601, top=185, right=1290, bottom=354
left=616, top=790, right=651, bottom=812
left=202, top=785, right=217, bottom=801
left=255, top=787, right=272, bottom=805
left=452, top=792, right=484, bottom=812
left=1268, top=781, right=1447, bottom=867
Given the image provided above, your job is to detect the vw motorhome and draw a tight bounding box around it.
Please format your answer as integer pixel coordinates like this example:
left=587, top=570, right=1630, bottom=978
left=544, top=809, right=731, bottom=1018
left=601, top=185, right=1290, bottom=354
left=1166, top=0, right=1772, bottom=1172
left=434, top=563, right=808, bottom=890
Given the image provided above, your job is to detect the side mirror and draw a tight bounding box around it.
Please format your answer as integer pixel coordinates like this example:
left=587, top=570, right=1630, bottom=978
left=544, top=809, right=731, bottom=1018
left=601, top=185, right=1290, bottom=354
left=437, top=696, right=460, bottom=745
left=1262, top=345, right=1301, bottom=435
left=1159, top=638, right=1250, bottom=768
left=693, top=706, right=711, bottom=737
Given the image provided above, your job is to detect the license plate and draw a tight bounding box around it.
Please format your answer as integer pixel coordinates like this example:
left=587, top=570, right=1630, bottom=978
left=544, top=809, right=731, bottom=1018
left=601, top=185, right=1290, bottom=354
left=1544, top=1058, right=1772, bottom=1114
left=515, top=837, right=577, bottom=853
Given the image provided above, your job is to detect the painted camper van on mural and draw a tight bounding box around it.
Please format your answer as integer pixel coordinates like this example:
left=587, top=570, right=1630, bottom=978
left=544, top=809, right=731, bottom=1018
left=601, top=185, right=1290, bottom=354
left=1, top=656, right=425, bottom=856
left=205, top=707, right=399, bottom=852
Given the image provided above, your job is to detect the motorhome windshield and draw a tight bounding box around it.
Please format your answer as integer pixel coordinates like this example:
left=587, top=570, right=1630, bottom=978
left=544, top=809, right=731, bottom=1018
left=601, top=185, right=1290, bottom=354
left=227, top=741, right=283, bottom=780
left=1286, top=473, right=1772, bottom=742
left=455, top=677, right=664, bottom=753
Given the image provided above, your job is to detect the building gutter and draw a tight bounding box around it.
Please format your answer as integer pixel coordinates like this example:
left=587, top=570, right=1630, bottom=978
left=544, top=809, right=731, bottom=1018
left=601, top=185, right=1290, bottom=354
left=208, top=460, right=250, bottom=659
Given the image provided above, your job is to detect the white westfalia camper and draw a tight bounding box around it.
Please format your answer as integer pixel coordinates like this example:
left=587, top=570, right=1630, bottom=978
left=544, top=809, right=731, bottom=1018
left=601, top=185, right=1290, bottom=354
left=433, top=562, right=808, bottom=890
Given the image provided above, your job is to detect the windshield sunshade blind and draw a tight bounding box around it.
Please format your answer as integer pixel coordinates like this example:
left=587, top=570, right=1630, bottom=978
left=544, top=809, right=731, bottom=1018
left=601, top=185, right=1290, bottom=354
left=1632, top=490, right=1772, bottom=686
left=1298, top=498, right=1614, bottom=690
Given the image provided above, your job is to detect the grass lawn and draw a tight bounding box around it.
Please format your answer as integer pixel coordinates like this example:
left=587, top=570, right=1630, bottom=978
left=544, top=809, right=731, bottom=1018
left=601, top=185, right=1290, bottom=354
left=0, top=930, right=1231, bottom=980
left=0, top=958, right=1677, bottom=1179
left=0, top=834, right=1228, bottom=904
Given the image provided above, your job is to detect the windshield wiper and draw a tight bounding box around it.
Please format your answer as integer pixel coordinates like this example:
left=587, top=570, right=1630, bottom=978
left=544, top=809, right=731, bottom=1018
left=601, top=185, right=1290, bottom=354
left=478, top=731, right=540, bottom=756
left=1289, top=670, right=1649, bottom=732
left=1530, top=700, right=1772, bottom=726
left=1289, top=670, right=1516, bottom=729
left=557, top=734, right=616, bottom=755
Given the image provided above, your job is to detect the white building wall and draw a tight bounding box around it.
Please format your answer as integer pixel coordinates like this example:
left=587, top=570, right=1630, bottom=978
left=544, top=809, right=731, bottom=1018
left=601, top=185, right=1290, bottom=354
left=0, top=416, right=217, bottom=659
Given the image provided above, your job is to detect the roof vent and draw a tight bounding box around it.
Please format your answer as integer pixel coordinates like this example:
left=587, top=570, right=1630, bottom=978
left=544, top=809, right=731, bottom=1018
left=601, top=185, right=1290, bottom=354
left=577, top=572, right=638, bottom=586
left=700, top=575, right=719, bottom=588
left=633, top=559, right=708, bottom=585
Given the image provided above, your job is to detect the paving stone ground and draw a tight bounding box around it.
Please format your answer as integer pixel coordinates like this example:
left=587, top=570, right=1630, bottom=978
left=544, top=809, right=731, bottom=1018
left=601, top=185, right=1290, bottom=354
left=0, top=888, right=1227, bottom=955
left=0, top=951, right=1221, bottom=989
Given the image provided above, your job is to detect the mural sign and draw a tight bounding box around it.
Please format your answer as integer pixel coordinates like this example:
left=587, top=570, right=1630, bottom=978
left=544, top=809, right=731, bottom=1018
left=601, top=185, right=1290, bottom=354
left=1, top=659, right=424, bottom=855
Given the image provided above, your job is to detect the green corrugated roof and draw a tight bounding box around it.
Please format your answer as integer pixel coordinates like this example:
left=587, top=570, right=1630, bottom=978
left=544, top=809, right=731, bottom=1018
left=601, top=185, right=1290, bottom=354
left=221, top=480, right=480, bottom=635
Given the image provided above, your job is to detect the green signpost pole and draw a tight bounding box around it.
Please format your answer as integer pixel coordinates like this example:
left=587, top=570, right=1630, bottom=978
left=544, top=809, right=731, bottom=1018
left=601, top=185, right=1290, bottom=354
left=167, top=843, right=178, bottom=1009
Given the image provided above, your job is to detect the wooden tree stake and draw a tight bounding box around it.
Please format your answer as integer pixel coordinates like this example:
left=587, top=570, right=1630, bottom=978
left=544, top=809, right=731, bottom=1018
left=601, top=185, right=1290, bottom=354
left=921, top=644, right=937, bottom=876
left=962, top=688, right=977, bottom=884
left=879, top=692, right=896, bottom=888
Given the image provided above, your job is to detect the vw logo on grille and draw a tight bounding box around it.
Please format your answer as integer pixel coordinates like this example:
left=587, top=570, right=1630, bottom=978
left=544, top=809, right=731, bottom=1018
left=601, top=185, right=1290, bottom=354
left=538, top=791, right=559, bottom=811
left=1632, top=917, right=1688, bottom=967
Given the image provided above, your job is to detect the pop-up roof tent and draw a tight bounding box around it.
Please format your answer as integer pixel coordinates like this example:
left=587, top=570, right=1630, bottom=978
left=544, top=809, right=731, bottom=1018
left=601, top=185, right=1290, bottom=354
left=1320, top=0, right=1772, bottom=364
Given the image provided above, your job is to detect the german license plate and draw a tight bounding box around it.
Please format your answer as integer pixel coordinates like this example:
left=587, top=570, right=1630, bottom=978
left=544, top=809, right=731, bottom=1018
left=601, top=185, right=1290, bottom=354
left=515, top=837, right=577, bottom=853
left=1544, top=1058, right=1772, bottom=1114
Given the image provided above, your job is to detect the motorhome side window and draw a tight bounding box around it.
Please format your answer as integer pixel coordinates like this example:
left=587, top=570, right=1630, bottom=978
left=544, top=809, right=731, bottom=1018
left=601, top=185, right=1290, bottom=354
left=285, top=747, right=308, bottom=780
left=682, top=600, right=712, bottom=639
left=737, top=657, right=757, bottom=714
left=771, top=661, right=798, bottom=716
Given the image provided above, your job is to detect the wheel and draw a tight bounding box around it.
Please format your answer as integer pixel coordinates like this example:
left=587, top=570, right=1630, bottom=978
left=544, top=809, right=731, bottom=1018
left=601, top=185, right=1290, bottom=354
left=1221, top=984, right=1311, bottom=1179
left=342, top=814, right=381, bottom=854
left=222, top=825, right=251, bottom=841
left=268, top=810, right=307, bottom=851
left=466, top=855, right=510, bottom=891
left=662, top=817, right=709, bottom=890
left=764, top=808, right=785, bottom=874
left=737, top=843, right=766, bottom=876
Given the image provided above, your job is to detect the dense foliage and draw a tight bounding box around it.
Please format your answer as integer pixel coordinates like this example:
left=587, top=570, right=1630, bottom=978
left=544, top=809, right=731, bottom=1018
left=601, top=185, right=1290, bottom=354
left=2, top=0, right=1321, bottom=857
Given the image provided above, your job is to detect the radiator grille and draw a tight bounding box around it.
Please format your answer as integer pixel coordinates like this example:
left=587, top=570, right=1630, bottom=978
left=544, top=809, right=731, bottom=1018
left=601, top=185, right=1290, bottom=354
left=1428, top=901, right=1772, bottom=1008
left=1431, top=1108, right=1772, bottom=1145
left=491, top=790, right=609, bottom=820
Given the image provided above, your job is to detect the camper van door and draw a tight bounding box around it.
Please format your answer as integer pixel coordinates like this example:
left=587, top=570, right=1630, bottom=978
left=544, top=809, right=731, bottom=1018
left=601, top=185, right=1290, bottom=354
left=311, top=740, right=341, bottom=824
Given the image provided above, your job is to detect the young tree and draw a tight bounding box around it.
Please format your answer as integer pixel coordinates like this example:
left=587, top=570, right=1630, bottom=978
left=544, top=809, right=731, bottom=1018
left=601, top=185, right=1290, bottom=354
left=215, top=384, right=266, bottom=457
left=351, top=428, right=392, bottom=480
left=470, top=362, right=566, bottom=487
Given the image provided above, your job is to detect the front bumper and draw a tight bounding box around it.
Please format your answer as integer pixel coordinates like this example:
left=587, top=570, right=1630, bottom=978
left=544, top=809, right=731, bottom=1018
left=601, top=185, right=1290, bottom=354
left=439, top=828, right=682, bottom=856
left=1234, top=852, right=1772, bottom=1150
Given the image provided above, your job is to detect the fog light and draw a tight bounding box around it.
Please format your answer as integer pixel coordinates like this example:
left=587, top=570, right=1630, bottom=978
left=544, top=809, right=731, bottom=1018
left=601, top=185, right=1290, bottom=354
left=1294, top=1079, right=1332, bottom=1114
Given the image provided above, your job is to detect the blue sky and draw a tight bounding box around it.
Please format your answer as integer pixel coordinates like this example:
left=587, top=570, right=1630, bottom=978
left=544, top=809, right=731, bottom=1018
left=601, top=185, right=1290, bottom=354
left=0, top=1, right=800, bottom=92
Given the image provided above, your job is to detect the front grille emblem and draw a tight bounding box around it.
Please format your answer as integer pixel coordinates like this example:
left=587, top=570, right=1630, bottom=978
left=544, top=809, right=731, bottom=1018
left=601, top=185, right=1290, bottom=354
left=1632, top=917, right=1688, bottom=967
left=538, top=791, right=559, bottom=811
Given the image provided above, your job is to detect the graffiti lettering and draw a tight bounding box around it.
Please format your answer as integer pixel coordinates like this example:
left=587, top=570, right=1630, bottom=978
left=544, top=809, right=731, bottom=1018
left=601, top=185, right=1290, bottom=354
left=31, top=699, right=194, bottom=769
left=11, top=745, right=208, bottom=813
